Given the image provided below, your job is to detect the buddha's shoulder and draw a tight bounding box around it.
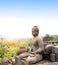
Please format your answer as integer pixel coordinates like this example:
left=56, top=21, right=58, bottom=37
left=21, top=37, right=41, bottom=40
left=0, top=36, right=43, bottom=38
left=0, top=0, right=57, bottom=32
left=36, top=36, right=43, bottom=40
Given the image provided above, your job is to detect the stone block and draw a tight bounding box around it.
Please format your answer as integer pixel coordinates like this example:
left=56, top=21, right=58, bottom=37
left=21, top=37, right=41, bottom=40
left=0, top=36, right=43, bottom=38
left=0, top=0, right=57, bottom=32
left=52, top=46, right=58, bottom=54
left=55, top=54, right=58, bottom=61
left=50, top=53, right=55, bottom=62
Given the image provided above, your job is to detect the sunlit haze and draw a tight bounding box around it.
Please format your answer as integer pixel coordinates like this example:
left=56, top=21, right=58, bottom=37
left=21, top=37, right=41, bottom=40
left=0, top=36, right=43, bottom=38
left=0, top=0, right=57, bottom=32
left=0, top=0, right=58, bottom=39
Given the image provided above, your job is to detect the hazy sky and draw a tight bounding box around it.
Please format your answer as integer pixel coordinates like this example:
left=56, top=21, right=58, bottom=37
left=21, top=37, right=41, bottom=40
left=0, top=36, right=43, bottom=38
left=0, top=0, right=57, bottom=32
left=0, top=0, right=58, bottom=38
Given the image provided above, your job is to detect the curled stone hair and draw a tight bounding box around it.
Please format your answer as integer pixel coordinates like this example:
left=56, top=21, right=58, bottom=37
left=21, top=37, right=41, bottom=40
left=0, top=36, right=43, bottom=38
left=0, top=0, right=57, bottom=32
left=32, top=26, right=39, bottom=33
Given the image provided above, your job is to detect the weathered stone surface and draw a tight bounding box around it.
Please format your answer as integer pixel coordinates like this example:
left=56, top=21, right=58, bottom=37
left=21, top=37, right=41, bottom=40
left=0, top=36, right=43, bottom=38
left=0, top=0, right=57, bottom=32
left=52, top=46, right=58, bottom=54
left=50, top=53, right=55, bottom=62
left=8, top=64, right=12, bottom=65
left=15, top=56, right=27, bottom=65
left=2, top=58, right=9, bottom=65
left=32, top=62, right=58, bottom=65
left=16, top=46, right=27, bottom=55
left=55, top=54, right=58, bottom=61
left=8, top=57, right=15, bottom=65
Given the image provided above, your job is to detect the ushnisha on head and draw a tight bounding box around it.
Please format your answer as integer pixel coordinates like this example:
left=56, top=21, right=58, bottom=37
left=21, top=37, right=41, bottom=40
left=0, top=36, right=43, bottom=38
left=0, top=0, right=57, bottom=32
left=32, top=26, right=39, bottom=37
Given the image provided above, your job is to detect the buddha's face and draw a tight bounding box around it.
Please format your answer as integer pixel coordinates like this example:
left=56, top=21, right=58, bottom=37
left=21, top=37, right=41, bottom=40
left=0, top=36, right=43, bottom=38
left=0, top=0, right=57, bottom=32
left=32, top=28, right=39, bottom=37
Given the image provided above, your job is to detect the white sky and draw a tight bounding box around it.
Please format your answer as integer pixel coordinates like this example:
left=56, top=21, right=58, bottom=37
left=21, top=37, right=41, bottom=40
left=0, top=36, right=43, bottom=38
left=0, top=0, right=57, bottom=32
left=0, top=15, right=58, bottom=39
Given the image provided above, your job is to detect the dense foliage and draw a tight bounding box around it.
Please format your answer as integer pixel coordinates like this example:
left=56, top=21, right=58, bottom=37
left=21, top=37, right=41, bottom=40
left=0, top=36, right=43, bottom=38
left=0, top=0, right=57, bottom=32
left=51, top=35, right=58, bottom=41
left=0, top=38, right=31, bottom=63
